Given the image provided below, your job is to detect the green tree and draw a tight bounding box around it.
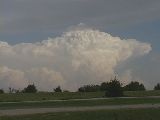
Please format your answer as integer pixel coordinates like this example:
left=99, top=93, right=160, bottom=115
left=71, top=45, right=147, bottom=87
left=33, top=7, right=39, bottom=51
left=23, top=84, right=37, bottom=93
left=100, top=82, right=110, bottom=91
left=54, top=86, right=62, bottom=92
left=154, top=83, right=160, bottom=90
left=124, top=81, right=145, bottom=91
left=78, top=85, right=100, bottom=92
left=0, top=89, right=4, bottom=94
left=105, top=77, right=123, bottom=97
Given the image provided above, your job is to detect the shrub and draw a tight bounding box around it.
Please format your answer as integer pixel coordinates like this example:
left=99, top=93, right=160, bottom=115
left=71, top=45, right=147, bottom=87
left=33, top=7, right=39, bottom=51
left=23, top=84, right=37, bottom=93
left=105, top=77, right=123, bottom=97
left=78, top=85, right=100, bottom=92
left=100, top=82, right=110, bottom=91
left=124, top=81, right=146, bottom=91
left=54, top=86, right=62, bottom=92
left=0, top=89, right=4, bottom=94
left=154, top=83, right=160, bottom=90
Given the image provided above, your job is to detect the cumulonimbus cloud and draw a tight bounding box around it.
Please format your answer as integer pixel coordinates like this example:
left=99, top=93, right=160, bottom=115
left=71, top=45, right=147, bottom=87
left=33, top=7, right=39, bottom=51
left=0, top=28, right=151, bottom=91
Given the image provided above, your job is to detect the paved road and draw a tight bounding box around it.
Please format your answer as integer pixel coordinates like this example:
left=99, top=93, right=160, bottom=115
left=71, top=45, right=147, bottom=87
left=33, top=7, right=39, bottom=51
left=1, top=96, right=160, bottom=104
left=0, top=104, right=160, bottom=116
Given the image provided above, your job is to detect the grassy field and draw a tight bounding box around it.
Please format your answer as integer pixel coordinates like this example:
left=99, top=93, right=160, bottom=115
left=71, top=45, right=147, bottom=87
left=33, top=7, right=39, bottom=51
left=0, top=91, right=160, bottom=119
left=124, top=90, right=160, bottom=97
left=0, top=97, right=160, bottom=109
left=0, top=92, right=104, bottom=102
left=0, top=90, right=160, bottom=102
left=1, top=108, right=160, bottom=120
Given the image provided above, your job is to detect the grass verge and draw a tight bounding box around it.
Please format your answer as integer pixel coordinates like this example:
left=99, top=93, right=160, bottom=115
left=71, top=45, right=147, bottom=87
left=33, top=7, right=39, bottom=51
left=0, top=92, right=104, bottom=102
left=0, top=90, right=160, bottom=102
left=0, top=97, right=160, bottom=109
left=1, top=108, right=160, bottom=120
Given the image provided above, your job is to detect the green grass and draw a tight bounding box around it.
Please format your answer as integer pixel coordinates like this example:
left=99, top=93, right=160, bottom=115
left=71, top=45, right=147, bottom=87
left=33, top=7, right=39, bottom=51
left=124, top=90, right=160, bottom=97
left=0, top=97, right=160, bottom=109
left=1, top=108, right=160, bottom=120
left=0, top=92, right=104, bottom=102
left=0, top=90, right=160, bottom=102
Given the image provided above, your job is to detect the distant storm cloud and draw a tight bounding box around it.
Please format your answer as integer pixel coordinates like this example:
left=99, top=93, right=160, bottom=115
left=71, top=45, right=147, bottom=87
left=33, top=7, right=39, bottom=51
left=0, top=28, right=151, bottom=91
left=1, top=0, right=160, bottom=35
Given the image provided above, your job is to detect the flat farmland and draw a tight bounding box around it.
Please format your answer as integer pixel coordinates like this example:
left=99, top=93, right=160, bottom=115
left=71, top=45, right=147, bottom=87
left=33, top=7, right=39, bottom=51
left=0, top=90, right=160, bottom=102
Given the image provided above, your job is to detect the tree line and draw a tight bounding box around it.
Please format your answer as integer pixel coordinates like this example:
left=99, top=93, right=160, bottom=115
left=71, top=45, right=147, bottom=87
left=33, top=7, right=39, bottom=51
left=78, top=80, right=160, bottom=92
left=78, top=80, right=146, bottom=92
left=78, top=78, right=160, bottom=97
left=0, top=78, right=160, bottom=97
left=0, top=84, right=62, bottom=94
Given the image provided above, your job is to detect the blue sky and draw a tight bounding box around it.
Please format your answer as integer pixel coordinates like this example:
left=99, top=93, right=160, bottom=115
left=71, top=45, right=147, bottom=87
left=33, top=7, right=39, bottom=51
left=0, top=0, right=160, bottom=90
left=1, top=0, right=160, bottom=44
left=1, top=0, right=160, bottom=54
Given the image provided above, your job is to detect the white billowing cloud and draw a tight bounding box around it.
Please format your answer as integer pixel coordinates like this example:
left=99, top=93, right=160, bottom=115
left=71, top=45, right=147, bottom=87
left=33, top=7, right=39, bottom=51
left=0, top=28, right=151, bottom=91
left=26, top=68, right=64, bottom=91
left=0, top=67, right=27, bottom=90
left=0, top=41, right=14, bottom=55
left=118, top=69, right=134, bottom=85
